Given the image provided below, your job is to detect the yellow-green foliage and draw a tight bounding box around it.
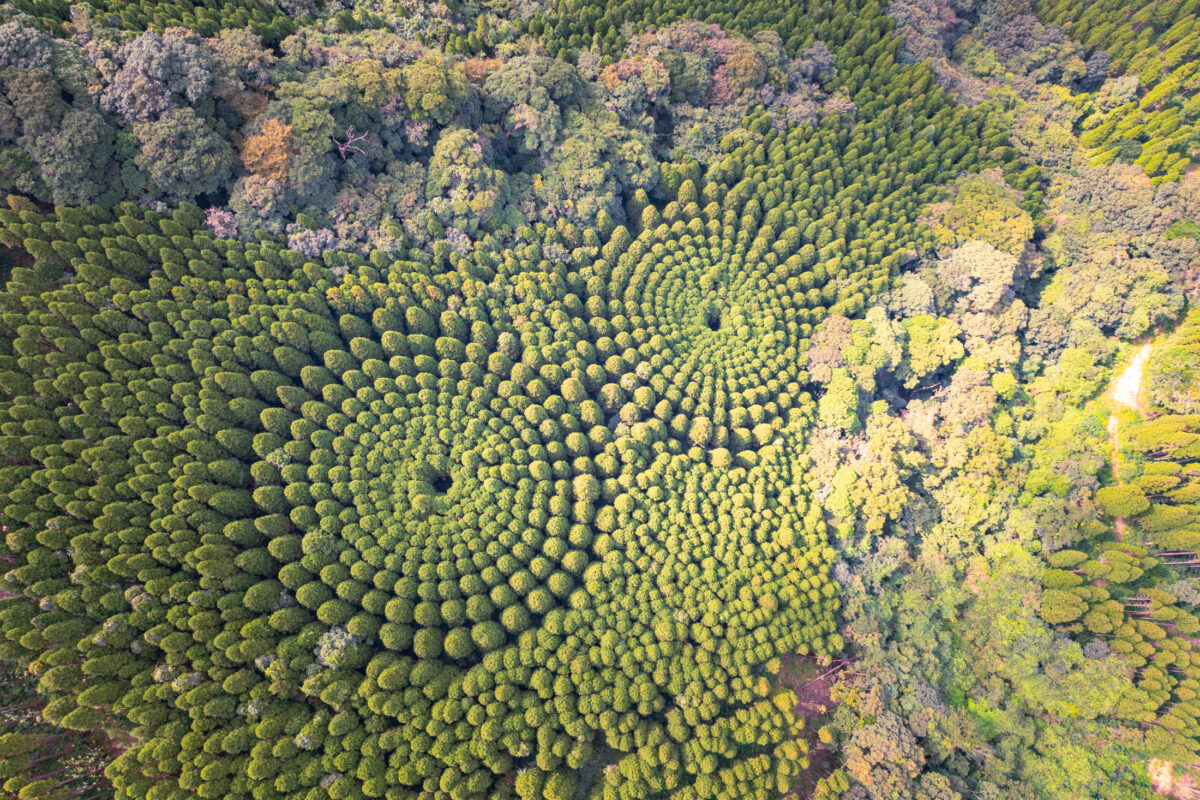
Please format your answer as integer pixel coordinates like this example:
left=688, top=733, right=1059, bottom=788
left=1036, top=0, right=1200, bottom=181
left=0, top=4, right=1009, bottom=792
left=1146, top=308, right=1200, bottom=414
left=0, top=0, right=1027, bottom=795
left=924, top=168, right=1034, bottom=257
left=1040, top=312, right=1200, bottom=763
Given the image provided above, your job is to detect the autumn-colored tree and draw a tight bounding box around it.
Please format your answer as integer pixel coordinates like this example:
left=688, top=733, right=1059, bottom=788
left=241, top=118, right=295, bottom=183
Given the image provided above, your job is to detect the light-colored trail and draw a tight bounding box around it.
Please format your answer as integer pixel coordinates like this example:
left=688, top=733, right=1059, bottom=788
left=1111, top=343, right=1152, bottom=412
left=1107, top=343, right=1153, bottom=541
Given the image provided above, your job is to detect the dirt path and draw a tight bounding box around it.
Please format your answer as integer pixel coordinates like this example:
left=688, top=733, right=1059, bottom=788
left=1107, top=343, right=1152, bottom=541
left=1111, top=343, right=1152, bottom=412
left=1107, top=413, right=1127, bottom=541
left=778, top=654, right=843, bottom=797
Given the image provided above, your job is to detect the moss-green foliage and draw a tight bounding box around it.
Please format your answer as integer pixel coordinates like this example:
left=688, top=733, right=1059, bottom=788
left=0, top=195, right=842, bottom=798
left=529, top=0, right=868, bottom=63
left=1146, top=308, right=1200, bottom=414
left=812, top=768, right=849, bottom=799
left=0, top=194, right=830, bottom=800
left=10, top=0, right=296, bottom=43
left=1167, top=219, right=1200, bottom=240
left=0, top=0, right=1016, bottom=795
left=0, top=0, right=70, bottom=35
left=1037, top=535, right=1200, bottom=762
left=1034, top=0, right=1200, bottom=181
left=923, top=168, right=1034, bottom=258
left=1036, top=345, right=1200, bottom=763
left=1117, top=415, right=1200, bottom=551
left=1095, top=484, right=1151, bottom=517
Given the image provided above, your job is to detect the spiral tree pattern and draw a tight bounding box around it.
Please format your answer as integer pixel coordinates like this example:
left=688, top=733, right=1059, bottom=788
left=0, top=5, right=1014, bottom=799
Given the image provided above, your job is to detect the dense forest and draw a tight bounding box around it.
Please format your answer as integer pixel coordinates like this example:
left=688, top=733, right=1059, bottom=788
left=0, top=0, right=1198, bottom=798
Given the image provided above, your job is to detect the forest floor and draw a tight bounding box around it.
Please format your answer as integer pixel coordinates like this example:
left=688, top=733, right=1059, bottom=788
left=778, top=654, right=843, bottom=796
left=1106, top=343, right=1153, bottom=541
left=1149, top=758, right=1200, bottom=800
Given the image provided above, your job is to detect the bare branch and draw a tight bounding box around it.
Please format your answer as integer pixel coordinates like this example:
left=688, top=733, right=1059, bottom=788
left=332, top=125, right=369, bottom=160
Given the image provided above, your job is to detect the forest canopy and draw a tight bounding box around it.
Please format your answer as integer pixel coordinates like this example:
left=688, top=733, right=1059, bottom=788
left=0, top=0, right=1199, bottom=799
